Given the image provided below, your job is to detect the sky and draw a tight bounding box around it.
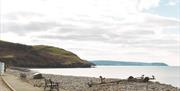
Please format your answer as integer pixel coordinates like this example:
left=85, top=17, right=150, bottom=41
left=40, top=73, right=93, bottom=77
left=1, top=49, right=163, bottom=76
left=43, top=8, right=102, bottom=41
left=0, top=0, right=179, bottom=66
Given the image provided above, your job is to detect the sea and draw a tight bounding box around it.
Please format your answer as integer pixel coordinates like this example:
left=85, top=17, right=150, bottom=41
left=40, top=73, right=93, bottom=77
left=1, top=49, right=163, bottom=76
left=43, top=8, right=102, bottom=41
left=31, top=66, right=180, bottom=87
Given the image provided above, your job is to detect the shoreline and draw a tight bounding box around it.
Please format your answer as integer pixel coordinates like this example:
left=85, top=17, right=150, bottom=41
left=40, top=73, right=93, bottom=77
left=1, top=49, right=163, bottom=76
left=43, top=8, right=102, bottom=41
left=30, top=66, right=180, bottom=87
left=6, top=68, right=180, bottom=91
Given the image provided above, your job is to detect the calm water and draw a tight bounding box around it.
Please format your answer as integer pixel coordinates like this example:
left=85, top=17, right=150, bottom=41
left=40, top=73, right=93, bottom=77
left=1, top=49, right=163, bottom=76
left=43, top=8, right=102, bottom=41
left=31, top=66, right=180, bottom=87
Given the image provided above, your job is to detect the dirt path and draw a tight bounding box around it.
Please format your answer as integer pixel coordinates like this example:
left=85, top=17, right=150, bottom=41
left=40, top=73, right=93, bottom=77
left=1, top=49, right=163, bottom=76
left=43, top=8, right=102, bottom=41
left=0, top=76, right=11, bottom=91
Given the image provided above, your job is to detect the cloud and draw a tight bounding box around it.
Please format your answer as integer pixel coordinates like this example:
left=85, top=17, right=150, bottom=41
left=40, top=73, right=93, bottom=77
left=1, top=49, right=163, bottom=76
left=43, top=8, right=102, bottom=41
left=167, top=0, right=180, bottom=6
left=36, top=13, right=179, bottom=43
left=1, top=0, right=180, bottom=65
left=4, top=12, right=44, bottom=20
left=2, top=21, right=60, bottom=35
left=137, top=0, right=160, bottom=10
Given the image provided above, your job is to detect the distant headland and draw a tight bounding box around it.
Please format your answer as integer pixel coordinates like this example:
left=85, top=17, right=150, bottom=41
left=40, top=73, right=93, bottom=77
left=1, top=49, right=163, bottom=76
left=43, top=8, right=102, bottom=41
left=91, top=60, right=168, bottom=66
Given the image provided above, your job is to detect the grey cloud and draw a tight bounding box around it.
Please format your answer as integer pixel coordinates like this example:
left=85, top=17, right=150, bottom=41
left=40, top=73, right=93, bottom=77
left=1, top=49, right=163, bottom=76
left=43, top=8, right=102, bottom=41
left=40, top=34, right=108, bottom=42
left=38, top=28, right=155, bottom=44
left=39, top=32, right=179, bottom=54
left=145, top=16, right=180, bottom=27
left=38, top=27, right=179, bottom=54
left=59, top=26, right=108, bottom=34
left=2, top=12, right=59, bottom=35
left=122, top=39, right=180, bottom=52
left=63, top=16, right=125, bottom=27
left=40, top=34, right=104, bottom=42
left=122, top=30, right=155, bottom=35
left=4, top=12, right=44, bottom=20
left=2, top=21, right=60, bottom=35
left=3, top=11, right=179, bottom=54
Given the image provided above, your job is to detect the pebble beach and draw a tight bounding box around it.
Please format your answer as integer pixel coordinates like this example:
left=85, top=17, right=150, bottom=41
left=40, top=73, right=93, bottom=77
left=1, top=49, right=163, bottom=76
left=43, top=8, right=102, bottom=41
left=5, top=68, right=180, bottom=91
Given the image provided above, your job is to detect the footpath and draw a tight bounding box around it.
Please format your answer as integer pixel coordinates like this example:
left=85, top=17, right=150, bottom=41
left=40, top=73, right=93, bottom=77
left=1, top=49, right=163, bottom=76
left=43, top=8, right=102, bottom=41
left=0, top=76, right=11, bottom=91
left=2, top=74, right=43, bottom=91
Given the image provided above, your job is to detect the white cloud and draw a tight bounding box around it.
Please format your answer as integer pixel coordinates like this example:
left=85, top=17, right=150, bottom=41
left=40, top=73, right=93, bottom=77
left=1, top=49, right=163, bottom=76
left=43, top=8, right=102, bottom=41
left=137, top=0, right=160, bottom=11
left=1, top=0, right=180, bottom=65
left=167, top=0, right=180, bottom=6
left=168, top=1, right=176, bottom=6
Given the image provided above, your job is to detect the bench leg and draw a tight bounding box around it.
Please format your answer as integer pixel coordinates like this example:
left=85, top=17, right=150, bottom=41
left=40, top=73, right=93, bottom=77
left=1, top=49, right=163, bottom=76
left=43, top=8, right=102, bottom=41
left=57, top=86, right=59, bottom=91
left=44, top=86, right=48, bottom=91
left=50, top=86, right=53, bottom=91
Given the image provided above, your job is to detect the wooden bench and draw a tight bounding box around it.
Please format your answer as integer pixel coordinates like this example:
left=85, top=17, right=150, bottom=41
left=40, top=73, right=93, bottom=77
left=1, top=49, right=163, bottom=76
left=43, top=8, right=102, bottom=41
left=33, top=73, right=44, bottom=87
left=20, top=73, right=27, bottom=79
left=44, top=79, right=59, bottom=91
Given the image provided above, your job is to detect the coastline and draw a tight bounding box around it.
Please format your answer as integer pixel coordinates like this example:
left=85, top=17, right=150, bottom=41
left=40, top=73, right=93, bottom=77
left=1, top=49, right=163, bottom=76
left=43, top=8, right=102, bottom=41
left=30, top=66, right=180, bottom=87
left=6, top=68, right=180, bottom=91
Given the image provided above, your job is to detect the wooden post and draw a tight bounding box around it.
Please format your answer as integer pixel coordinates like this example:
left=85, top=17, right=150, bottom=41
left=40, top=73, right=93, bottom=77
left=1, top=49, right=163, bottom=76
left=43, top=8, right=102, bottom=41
left=146, top=83, right=148, bottom=91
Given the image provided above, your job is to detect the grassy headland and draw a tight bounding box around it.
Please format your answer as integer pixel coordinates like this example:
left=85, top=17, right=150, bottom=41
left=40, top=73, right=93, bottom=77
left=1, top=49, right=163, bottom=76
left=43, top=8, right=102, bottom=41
left=0, top=40, right=94, bottom=68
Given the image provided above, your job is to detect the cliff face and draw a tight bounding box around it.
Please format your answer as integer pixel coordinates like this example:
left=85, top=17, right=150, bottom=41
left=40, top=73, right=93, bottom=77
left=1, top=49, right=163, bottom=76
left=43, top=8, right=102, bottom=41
left=0, top=40, right=94, bottom=68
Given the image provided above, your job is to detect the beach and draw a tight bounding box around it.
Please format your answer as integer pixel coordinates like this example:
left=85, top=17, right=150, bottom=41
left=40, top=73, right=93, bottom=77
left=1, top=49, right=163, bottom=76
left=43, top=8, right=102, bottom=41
left=3, top=68, right=180, bottom=91
left=31, top=66, right=180, bottom=87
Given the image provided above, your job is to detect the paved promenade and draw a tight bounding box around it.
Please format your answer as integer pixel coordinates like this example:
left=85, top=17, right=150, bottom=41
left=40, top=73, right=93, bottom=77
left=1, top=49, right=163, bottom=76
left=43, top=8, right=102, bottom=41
left=0, top=76, right=11, bottom=91
left=1, top=74, right=43, bottom=91
left=1, top=73, right=67, bottom=91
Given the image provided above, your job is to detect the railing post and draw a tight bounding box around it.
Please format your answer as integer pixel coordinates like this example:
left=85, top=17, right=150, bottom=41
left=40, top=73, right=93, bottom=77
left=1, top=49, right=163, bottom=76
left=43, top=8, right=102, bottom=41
left=146, top=83, right=148, bottom=91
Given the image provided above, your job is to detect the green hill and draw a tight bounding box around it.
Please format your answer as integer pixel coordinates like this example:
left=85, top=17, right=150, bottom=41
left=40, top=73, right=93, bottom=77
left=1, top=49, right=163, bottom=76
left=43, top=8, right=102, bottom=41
left=0, top=40, right=94, bottom=68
